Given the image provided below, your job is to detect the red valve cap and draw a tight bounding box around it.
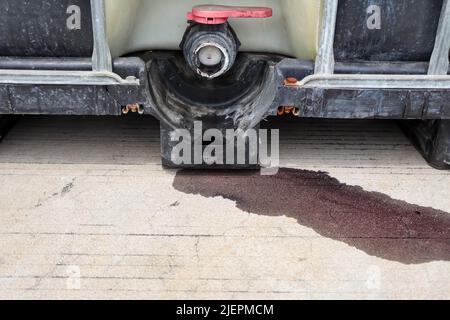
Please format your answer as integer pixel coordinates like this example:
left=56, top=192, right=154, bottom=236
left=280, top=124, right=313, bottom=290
left=187, top=5, right=273, bottom=25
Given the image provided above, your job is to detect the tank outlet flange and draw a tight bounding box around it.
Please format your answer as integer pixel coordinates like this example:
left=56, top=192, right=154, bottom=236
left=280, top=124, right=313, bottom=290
left=181, top=5, right=272, bottom=79
left=180, top=23, right=241, bottom=79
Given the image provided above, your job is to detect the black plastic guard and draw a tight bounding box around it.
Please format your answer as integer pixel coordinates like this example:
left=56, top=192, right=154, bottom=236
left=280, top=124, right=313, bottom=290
left=401, top=120, right=450, bottom=169
left=144, top=53, right=280, bottom=168
left=145, top=52, right=279, bottom=132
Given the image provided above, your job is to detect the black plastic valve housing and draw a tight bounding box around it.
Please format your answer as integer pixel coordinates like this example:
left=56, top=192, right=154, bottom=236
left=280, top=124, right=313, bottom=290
left=180, top=22, right=241, bottom=79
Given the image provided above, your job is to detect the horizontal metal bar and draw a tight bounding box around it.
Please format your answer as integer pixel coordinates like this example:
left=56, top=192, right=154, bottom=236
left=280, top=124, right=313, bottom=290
left=0, top=70, right=139, bottom=86
left=0, top=57, right=92, bottom=71
left=294, top=74, right=450, bottom=90
left=334, top=61, right=443, bottom=75
left=429, top=0, right=450, bottom=75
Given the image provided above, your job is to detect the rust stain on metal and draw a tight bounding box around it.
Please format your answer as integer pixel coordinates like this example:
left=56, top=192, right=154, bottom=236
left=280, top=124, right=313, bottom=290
left=122, top=104, right=143, bottom=115
left=277, top=106, right=300, bottom=116
left=284, top=77, right=298, bottom=86
left=173, top=168, right=450, bottom=265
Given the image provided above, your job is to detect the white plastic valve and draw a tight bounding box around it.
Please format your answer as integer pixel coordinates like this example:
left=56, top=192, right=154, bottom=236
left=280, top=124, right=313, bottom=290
left=198, top=45, right=223, bottom=66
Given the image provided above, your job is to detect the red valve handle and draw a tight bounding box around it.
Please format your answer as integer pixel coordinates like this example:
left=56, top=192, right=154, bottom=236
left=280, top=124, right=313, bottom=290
left=187, top=5, right=273, bottom=25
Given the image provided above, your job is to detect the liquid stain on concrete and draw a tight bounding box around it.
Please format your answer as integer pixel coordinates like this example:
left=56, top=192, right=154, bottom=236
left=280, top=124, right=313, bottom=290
left=173, top=168, right=450, bottom=265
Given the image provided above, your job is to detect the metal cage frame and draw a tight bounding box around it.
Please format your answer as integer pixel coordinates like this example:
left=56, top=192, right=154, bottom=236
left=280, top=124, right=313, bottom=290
left=301, top=0, right=450, bottom=90
left=0, top=0, right=139, bottom=86
left=0, top=0, right=449, bottom=89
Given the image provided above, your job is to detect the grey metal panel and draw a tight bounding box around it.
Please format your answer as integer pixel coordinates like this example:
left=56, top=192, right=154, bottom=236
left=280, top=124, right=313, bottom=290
left=334, top=0, right=443, bottom=62
left=0, top=0, right=93, bottom=57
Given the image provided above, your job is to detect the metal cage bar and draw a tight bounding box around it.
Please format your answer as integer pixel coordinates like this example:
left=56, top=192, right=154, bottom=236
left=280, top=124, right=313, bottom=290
left=314, top=0, right=339, bottom=75
left=91, top=0, right=113, bottom=72
left=429, top=0, right=450, bottom=75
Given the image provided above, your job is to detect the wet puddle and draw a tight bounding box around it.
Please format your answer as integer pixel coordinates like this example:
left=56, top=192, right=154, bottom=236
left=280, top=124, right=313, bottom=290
left=174, top=168, right=450, bottom=264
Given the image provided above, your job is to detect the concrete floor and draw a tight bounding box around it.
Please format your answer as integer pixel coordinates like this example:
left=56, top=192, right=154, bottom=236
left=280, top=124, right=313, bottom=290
left=0, top=115, right=449, bottom=300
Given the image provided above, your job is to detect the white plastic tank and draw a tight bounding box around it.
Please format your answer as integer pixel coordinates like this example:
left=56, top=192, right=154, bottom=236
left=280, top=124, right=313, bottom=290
left=105, top=0, right=321, bottom=59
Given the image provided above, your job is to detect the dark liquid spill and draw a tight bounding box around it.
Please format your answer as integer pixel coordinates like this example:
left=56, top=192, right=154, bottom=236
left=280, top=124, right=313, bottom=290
left=174, top=168, right=450, bottom=265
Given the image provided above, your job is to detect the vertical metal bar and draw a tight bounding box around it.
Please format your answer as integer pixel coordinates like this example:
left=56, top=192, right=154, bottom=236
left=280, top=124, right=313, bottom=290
left=91, top=0, right=112, bottom=72
left=315, top=0, right=339, bottom=74
left=429, top=0, right=450, bottom=75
